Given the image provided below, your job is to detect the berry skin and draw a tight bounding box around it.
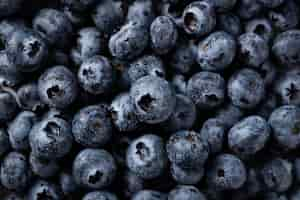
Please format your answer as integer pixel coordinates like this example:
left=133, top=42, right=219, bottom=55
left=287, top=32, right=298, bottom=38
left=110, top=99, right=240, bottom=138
left=170, top=164, right=204, bottom=185
left=171, top=75, right=187, bottom=95
left=200, top=118, right=225, bottom=154
left=6, top=28, right=48, bottom=72
left=29, top=117, right=73, bottom=159
left=0, top=91, right=18, bottom=123
left=33, top=8, right=73, bottom=49
left=217, top=13, right=242, bottom=36
left=72, top=104, right=112, bottom=147
left=0, top=51, right=22, bottom=87
left=38, top=65, right=78, bottom=109
left=78, top=56, right=114, bottom=95
left=127, top=55, right=165, bottom=85
left=228, top=115, right=270, bottom=157
left=109, top=22, right=149, bottom=60
left=182, top=1, right=216, bottom=37
left=206, top=154, right=247, bottom=190
left=197, top=31, right=236, bottom=71
left=92, top=0, right=125, bottom=35
left=236, top=0, right=262, bottom=19
left=17, top=83, right=43, bottom=111
left=59, top=172, right=77, bottom=195
left=245, top=18, right=274, bottom=43
left=0, top=128, right=9, bottom=157
left=82, top=191, right=118, bottom=200
left=187, top=71, right=225, bottom=109
left=121, top=170, right=145, bottom=198
left=268, top=105, right=300, bottom=150
left=150, top=16, right=178, bottom=55
left=71, top=27, right=105, bottom=66
left=268, top=0, right=299, bottom=32
left=73, top=148, right=117, bottom=189
left=8, top=111, right=38, bottom=151
left=162, top=94, right=196, bottom=133
left=27, top=180, right=62, bottom=200
left=227, top=68, right=265, bottom=109
left=29, top=152, right=59, bottom=178
left=127, top=0, right=155, bottom=28
left=0, top=152, right=31, bottom=191
left=126, top=134, right=167, bottom=180
left=258, top=0, right=285, bottom=8
left=110, top=93, right=140, bottom=132
left=215, top=103, right=244, bottom=129
left=168, top=185, right=207, bottom=200
left=61, top=0, right=98, bottom=13
left=272, top=30, right=300, bottom=67
left=0, top=0, right=23, bottom=17
left=275, top=69, right=300, bottom=106
left=166, top=130, right=209, bottom=169
left=260, top=158, right=293, bottom=192
left=212, top=0, right=237, bottom=12
left=237, top=33, right=269, bottom=68
left=132, top=190, right=166, bottom=200
left=130, top=75, right=176, bottom=124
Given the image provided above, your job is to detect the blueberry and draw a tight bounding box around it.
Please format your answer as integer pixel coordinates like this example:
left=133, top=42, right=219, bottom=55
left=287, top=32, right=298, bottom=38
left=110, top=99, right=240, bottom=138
left=197, top=31, right=236, bottom=71
left=268, top=0, right=299, bottom=31
left=0, top=51, right=22, bottom=87
left=212, top=0, right=237, bottom=12
left=73, top=148, right=117, bottom=189
left=228, top=68, right=265, bottom=109
left=0, top=0, right=23, bottom=17
left=167, top=130, right=209, bottom=169
left=150, top=16, right=178, bottom=55
left=268, top=105, right=300, bottom=150
left=33, top=8, right=73, bottom=49
left=295, top=158, right=300, bottom=182
left=0, top=128, right=9, bottom=156
left=78, top=56, right=114, bottom=95
left=187, top=71, right=225, bottom=109
left=264, top=192, right=288, bottom=200
left=38, top=66, right=78, bottom=109
left=200, top=118, right=225, bottom=154
left=206, top=154, right=247, bottom=190
left=169, top=39, right=196, bottom=74
left=291, top=189, right=300, bottom=200
left=236, top=0, right=262, bottom=19
left=168, top=185, right=207, bottom=200
left=83, top=191, right=118, bottom=200
left=6, top=28, right=48, bottom=72
left=8, top=111, right=37, bottom=151
left=29, top=152, right=59, bottom=178
left=72, top=104, right=112, bottom=147
left=92, top=0, right=125, bottom=35
left=127, top=0, right=155, bottom=28
left=126, top=134, right=167, bottom=179
left=215, top=103, right=244, bottom=129
left=71, top=28, right=105, bottom=66
left=256, top=92, right=278, bottom=119
left=61, top=0, right=98, bottom=13
left=245, top=18, right=274, bottom=43
left=4, top=193, right=24, bottom=200
left=258, top=0, right=285, bottom=8
left=0, top=19, right=26, bottom=43
left=132, top=190, right=166, bottom=200
left=27, top=180, right=62, bottom=200
left=121, top=170, right=144, bottom=198
left=50, top=49, right=70, bottom=66
left=17, top=83, right=43, bottom=111
left=260, top=158, right=293, bottom=192
left=237, top=33, right=269, bottom=68
left=257, top=60, right=277, bottom=86
left=29, top=117, right=73, bottom=159
left=228, top=116, right=270, bottom=157
left=0, top=152, right=31, bottom=190
left=110, top=93, right=139, bottom=132
left=162, top=94, right=196, bottom=133
left=112, top=135, right=133, bottom=167
left=171, top=75, right=187, bottom=95
left=170, top=164, right=204, bottom=185
left=59, top=172, right=77, bottom=195
left=272, top=30, right=300, bottom=67
left=182, top=1, right=216, bottom=37
left=0, top=91, right=18, bottom=123
left=217, top=13, right=242, bottom=36
left=63, top=6, right=87, bottom=27
left=130, top=75, right=175, bottom=124
left=109, top=22, right=149, bottom=60
left=127, top=55, right=165, bottom=85
left=275, top=69, right=300, bottom=105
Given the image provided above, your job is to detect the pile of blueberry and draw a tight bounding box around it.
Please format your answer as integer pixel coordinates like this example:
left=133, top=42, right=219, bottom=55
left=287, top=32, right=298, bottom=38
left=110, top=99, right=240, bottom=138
left=2, top=0, right=300, bottom=199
